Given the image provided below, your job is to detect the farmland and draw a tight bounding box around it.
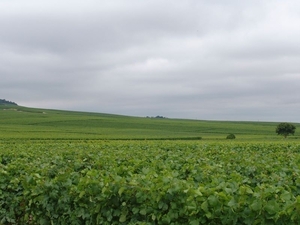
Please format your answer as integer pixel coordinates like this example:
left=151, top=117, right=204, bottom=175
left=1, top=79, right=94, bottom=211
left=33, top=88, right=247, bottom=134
left=1, top=105, right=298, bottom=140
left=1, top=105, right=300, bottom=224
left=1, top=141, right=300, bottom=224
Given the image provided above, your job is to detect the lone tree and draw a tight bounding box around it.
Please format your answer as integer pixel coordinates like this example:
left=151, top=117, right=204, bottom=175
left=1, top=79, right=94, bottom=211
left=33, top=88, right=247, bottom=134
left=276, top=122, right=296, bottom=138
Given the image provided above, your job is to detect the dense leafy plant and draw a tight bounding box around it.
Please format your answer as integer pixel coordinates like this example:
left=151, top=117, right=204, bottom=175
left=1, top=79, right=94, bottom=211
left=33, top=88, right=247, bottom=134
left=226, top=134, right=236, bottom=139
left=1, top=141, right=300, bottom=224
left=276, top=122, right=296, bottom=138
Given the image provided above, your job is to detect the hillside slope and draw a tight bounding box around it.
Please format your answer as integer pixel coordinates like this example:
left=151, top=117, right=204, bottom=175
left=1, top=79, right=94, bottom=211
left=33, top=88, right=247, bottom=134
left=0, top=105, right=297, bottom=140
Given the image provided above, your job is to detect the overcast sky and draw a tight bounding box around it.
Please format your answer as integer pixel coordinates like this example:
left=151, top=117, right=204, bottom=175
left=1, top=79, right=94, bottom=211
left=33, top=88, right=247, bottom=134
left=1, top=0, right=300, bottom=122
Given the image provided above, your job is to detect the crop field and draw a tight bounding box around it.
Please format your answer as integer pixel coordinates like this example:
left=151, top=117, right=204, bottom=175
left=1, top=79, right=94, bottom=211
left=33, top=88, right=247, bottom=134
left=1, top=140, right=300, bottom=224
left=1, top=105, right=300, bottom=224
left=1, top=105, right=299, bottom=140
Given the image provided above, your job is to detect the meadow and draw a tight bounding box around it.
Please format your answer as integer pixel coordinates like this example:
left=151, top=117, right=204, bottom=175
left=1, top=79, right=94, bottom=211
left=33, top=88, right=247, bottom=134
left=1, top=105, right=300, bottom=224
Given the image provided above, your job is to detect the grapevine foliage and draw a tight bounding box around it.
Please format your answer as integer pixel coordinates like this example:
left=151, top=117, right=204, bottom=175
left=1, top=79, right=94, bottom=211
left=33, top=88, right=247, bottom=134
left=0, top=141, right=300, bottom=224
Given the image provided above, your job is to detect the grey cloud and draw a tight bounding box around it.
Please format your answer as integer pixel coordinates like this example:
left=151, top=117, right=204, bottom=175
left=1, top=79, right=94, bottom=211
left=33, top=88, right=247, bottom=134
left=1, top=0, right=300, bottom=122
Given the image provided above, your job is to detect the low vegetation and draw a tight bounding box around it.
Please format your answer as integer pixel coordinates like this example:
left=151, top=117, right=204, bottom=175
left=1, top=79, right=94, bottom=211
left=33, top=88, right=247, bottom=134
left=1, top=105, right=300, bottom=224
left=0, top=105, right=298, bottom=140
left=1, top=141, right=300, bottom=224
left=226, top=134, right=236, bottom=139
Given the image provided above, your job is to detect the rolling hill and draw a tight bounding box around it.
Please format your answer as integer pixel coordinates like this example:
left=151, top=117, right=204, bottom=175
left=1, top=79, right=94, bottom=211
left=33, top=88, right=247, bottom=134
left=0, top=105, right=298, bottom=140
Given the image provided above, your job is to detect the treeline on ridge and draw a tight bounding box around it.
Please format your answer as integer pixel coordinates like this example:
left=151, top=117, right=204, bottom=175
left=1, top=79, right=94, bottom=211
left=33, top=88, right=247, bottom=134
left=0, top=99, right=18, bottom=105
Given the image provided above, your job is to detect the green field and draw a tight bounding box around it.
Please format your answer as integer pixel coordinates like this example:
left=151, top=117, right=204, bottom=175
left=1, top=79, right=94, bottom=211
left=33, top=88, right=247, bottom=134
left=1, top=105, right=300, bottom=224
left=1, top=105, right=298, bottom=141
left=1, top=141, right=300, bottom=224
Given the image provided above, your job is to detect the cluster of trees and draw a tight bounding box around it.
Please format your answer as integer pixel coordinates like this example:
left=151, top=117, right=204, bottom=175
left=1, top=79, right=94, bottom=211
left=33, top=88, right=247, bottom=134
left=146, top=115, right=168, bottom=119
left=0, top=99, right=17, bottom=105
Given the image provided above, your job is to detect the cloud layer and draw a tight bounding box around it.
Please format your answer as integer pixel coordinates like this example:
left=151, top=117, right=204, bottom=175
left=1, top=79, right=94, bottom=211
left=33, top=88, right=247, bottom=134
left=1, top=0, right=300, bottom=121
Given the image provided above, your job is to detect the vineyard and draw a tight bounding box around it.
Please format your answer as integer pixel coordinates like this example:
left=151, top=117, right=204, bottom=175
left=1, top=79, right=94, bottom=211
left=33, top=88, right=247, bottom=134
left=1, top=140, right=300, bottom=224
left=1, top=105, right=289, bottom=140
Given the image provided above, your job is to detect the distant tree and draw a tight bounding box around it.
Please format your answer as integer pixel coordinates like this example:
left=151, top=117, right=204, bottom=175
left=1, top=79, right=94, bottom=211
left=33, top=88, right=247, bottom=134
left=226, top=134, right=236, bottom=139
left=0, top=99, right=17, bottom=105
left=148, top=115, right=167, bottom=119
left=276, top=122, right=296, bottom=138
left=155, top=115, right=166, bottom=119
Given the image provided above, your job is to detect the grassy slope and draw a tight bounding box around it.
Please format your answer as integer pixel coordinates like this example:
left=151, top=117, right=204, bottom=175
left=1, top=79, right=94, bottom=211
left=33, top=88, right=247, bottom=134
left=0, top=105, right=298, bottom=140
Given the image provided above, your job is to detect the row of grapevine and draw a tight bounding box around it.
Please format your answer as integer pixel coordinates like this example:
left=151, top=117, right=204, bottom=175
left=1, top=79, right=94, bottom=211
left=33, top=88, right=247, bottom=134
left=0, top=141, right=300, bottom=224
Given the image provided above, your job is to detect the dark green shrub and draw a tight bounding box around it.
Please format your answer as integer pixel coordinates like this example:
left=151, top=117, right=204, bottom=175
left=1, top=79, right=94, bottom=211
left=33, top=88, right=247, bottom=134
left=226, top=134, right=236, bottom=139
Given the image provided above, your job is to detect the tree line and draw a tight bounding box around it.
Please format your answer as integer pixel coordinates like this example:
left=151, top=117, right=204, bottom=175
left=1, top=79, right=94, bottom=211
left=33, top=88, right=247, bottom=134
left=0, top=99, right=18, bottom=105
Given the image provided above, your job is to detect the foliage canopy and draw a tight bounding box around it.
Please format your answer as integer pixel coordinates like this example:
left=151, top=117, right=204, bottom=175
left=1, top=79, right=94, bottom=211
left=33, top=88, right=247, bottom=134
left=226, top=133, right=236, bottom=139
left=276, top=122, right=296, bottom=138
left=0, top=99, right=17, bottom=105
left=1, top=141, right=300, bottom=224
